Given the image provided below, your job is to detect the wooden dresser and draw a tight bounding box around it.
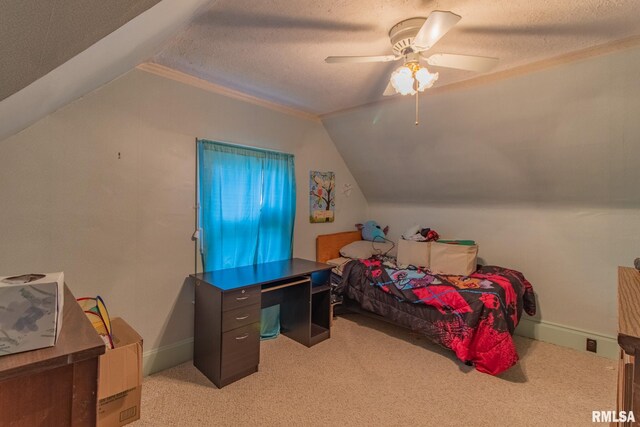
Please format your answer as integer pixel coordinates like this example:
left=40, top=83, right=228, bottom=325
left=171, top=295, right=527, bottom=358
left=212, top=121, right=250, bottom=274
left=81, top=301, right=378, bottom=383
left=0, top=285, right=105, bottom=426
left=191, top=258, right=332, bottom=388
left=618, top=266, right=640, bottom=426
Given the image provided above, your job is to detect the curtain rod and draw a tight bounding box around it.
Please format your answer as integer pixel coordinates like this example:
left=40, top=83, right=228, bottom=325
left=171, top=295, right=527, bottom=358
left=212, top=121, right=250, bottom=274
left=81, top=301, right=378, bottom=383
left=196, top=138, right=293, bottom=157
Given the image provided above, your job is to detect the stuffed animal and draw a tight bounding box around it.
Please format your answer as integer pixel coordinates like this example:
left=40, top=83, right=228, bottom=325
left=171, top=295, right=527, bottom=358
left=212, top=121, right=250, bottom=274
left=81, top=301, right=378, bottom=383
left=356, top=221, right=389, bottom=242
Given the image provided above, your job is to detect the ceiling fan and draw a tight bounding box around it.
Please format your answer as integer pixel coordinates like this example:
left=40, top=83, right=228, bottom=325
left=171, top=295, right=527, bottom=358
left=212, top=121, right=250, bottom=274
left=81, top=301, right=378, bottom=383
left=325, top=11, right=499, bottom=97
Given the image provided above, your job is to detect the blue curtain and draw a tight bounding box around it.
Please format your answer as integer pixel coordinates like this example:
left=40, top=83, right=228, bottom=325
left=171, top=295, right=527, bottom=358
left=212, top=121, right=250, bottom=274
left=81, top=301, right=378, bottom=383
left=257, top=150, right=296, bottom=264
left=198, top=140, right=295, bottom=271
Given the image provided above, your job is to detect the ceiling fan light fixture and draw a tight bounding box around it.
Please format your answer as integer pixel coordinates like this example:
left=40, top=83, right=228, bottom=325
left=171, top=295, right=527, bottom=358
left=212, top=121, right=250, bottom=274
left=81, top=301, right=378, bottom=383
left=390, top=63, right=438, bottom=96
left=415, top=67, right=439, bottom=91
left=390, top=65, right=417, bottom=96
left=326, top=10, right=499, bottom=103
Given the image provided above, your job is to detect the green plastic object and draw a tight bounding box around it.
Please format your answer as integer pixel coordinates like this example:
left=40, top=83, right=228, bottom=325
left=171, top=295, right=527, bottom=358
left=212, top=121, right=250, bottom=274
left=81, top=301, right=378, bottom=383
left=437, top=239, right=476, bottom=246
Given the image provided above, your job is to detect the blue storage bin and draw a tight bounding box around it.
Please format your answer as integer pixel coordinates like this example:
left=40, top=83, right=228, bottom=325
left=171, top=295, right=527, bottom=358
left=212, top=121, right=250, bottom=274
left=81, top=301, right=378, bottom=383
left=260, top=304, right=280, bottom=340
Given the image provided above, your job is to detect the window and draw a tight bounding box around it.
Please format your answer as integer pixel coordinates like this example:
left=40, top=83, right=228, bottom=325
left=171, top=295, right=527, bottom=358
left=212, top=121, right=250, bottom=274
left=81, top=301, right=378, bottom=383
left=197, top=140, right=295, bottom=270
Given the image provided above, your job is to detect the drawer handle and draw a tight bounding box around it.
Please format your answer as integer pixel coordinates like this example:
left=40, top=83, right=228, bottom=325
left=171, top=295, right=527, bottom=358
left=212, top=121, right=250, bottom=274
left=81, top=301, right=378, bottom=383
left=235, top=315, right=250, bottom=320
left=235, top=296, right=249, bottom=301
left=235, top=333, right=249, bottom=340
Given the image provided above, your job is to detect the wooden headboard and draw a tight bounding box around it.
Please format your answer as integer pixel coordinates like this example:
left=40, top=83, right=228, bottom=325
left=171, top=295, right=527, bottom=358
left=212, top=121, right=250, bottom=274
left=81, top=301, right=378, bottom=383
left=316, top=231, right=362, bottom=263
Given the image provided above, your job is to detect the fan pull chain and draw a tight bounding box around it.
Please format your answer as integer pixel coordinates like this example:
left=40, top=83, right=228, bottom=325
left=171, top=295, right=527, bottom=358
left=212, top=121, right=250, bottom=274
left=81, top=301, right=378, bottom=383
left=415, top=90, right=419, bottom=126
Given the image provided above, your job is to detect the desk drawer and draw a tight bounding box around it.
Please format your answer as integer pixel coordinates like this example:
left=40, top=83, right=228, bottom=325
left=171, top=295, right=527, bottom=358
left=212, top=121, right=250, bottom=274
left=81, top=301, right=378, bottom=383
left=222, top=286, right=261, bottom=312
left=221, top=323, right=260, bottom=377
left=222, top=303, right=260, bottom=332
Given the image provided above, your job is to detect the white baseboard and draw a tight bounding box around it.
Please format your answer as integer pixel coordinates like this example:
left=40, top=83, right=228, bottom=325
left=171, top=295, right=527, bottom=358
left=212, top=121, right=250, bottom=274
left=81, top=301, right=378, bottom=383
left=140, top=319, right=618, bottom=376
left=515, top=318, right=618, bottom=360
left=142, top=337, right=193, bottom=377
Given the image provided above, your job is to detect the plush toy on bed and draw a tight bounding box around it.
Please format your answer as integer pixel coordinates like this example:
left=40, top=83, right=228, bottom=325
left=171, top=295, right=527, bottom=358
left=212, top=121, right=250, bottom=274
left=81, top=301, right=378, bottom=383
left=356, top=221, right=389, bottom=242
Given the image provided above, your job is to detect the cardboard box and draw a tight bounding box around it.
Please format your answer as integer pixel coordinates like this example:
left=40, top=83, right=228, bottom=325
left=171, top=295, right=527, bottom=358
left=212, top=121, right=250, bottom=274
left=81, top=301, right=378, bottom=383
left=430, top=242, right=479, bottom=276
left=97, top=317, right=143, bottom=427
left=0, top=272, right=64, bottom=356
left=397, top=239, right=431, bottom=268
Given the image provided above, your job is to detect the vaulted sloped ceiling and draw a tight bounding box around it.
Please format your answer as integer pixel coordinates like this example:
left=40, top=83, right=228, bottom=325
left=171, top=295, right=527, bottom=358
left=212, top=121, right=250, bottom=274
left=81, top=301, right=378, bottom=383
left=2, top=0, right=640, bottom=209
left=0, top=0, right=210, bottom=142
left=0, top=0, right=161, bottom=101
left=4, top=0, right=640, bottom=118
left=148, top=0, right=640, bottom=207
left=322, top=44, right=640, bottom=207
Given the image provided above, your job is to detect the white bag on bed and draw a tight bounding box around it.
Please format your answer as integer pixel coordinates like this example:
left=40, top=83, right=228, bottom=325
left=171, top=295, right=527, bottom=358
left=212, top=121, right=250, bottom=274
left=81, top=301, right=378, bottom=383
left=397, top=239, right=431, bottom=268
left=430, top=242, right=478, bottom=276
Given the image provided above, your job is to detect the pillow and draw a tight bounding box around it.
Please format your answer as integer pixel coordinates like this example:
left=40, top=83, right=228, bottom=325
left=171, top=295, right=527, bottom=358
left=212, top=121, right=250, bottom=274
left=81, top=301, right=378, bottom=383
left=339, top=240, right=395, bottom=259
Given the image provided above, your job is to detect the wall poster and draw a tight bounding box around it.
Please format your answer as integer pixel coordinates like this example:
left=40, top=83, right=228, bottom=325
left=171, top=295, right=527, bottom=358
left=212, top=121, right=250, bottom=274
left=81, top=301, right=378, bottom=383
left=309, top=171, right=335, bottom=223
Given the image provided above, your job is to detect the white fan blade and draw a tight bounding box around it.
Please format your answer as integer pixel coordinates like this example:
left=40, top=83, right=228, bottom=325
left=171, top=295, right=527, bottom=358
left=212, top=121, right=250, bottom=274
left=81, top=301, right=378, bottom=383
left=413, top=11, right=461, bottom=50
left=383, top=81, right=397, bottom=96
left=424, top=53, right=498, bottom=72
left=325, top=55, right=399, bottom=64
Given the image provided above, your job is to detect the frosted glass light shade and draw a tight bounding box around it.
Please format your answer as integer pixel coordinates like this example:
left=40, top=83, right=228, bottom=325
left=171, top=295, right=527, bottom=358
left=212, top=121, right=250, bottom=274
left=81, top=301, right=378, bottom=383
left=415, top=67, right=439, bottom=91
left=390, top=66, right=416, bottom=95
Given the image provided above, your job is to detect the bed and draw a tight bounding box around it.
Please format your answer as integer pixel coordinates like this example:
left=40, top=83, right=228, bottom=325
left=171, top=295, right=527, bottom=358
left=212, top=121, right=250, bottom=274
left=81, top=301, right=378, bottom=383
left=316, top=231, right=536, bottom=375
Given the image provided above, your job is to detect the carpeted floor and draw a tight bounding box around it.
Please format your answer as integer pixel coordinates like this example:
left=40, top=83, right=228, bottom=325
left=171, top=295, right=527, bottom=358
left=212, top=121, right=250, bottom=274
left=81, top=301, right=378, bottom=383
left=132, top=315, right=617, bottom=427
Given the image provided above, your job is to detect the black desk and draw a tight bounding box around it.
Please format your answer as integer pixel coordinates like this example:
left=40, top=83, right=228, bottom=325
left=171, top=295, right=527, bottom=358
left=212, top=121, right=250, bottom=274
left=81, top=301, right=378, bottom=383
left=191, top=258, right=332, bottom=388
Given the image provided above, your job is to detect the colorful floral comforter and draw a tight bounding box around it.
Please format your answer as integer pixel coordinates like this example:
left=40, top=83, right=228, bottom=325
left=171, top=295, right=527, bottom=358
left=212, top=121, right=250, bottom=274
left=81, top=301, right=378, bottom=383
left=336, top=258, right=536, bottom=375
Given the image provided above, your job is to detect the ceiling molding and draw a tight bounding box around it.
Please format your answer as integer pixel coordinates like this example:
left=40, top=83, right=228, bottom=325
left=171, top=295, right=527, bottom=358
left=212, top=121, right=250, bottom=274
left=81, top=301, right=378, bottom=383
left=320, top=34, right=640, bottom=119
left=137, top=62, right=320, bottom=122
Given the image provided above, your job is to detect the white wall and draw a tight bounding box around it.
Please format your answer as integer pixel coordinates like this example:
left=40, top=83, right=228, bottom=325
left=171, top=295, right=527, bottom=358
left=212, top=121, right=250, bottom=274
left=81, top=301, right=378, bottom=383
left=324, top=45, right=640, bottom=338
left=0, top=69, right=367, bottom=357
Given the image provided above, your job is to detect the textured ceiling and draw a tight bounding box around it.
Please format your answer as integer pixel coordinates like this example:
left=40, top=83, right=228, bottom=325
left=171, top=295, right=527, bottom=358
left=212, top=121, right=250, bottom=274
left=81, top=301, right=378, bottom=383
left=152, top=0, right=640, bottom=115
left=0, top=0, right=161, bottom=101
